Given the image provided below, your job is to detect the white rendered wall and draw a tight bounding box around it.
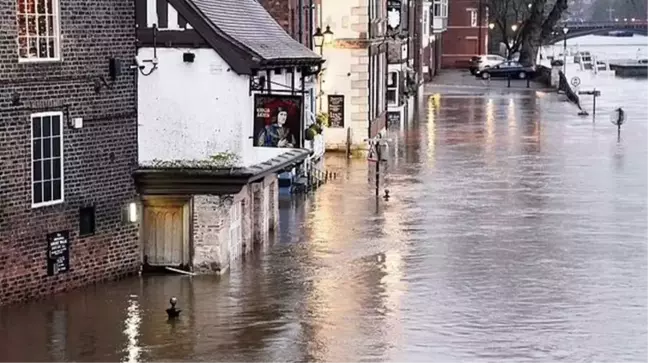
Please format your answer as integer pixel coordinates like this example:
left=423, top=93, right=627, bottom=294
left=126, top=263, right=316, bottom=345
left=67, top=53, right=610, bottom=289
left=137, top=47, right=298, bottom=167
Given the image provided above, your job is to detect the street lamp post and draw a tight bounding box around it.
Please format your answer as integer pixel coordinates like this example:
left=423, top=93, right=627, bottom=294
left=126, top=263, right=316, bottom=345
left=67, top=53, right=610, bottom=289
left=510, top=24, right=518, bottom=59
left=562, top=26, right=569, bottom=76
left=323, top=26, right=334, bottom=45
left=313, top=27, right=324, bottom=52
left=313, top=26, right=334, bottom=112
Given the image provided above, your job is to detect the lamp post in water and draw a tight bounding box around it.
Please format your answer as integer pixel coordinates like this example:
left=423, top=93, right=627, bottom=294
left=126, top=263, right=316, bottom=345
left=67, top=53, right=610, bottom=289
left=562, top=26, right=569, bottom=76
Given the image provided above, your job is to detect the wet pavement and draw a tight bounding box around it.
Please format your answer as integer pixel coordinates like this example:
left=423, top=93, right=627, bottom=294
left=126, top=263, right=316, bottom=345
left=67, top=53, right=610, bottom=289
left=1, top=78, right=647, bottom=362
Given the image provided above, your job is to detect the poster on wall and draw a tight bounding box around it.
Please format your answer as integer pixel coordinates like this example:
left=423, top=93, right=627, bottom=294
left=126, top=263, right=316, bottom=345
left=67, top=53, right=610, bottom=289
left=47, top=230, right=70, bottom=276
left=254, top=94, right=303, bottom=148
left=328, top=95, right=345, bottom=128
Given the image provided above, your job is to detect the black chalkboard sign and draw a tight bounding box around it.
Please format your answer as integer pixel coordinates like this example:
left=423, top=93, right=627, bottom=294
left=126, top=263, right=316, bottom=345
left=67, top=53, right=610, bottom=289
left=328, top=95, right=345, bottom=128
left=47, top=231, right=70, bottom=276
left=387, top=111, right=401, bottom=126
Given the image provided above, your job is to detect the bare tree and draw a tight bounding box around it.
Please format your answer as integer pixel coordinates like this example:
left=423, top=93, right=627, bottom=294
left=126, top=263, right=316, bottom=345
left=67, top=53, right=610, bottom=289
left=487, top=0, right=569, bottom=65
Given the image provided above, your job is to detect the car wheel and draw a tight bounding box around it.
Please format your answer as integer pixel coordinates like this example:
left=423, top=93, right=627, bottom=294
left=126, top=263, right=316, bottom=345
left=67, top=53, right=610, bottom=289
left=518, top=71, right=527, bottom=79
left=481, top=72, right=490, bottom=80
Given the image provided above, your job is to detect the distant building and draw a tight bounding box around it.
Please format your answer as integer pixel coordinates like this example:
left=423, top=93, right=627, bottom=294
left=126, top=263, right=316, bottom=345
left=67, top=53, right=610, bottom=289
left=441, top=0, right=489, bottom=68
left=0, top=0, right=140, bottom=305
left=135, top=0, right=321, bottom=273
left=258, top=0, right=317, bottom=49
left=315, top=0, right=389, bottom=151
left=386, top=0, right=427, bottom=125
left=423, top=0, right=448, bottom=80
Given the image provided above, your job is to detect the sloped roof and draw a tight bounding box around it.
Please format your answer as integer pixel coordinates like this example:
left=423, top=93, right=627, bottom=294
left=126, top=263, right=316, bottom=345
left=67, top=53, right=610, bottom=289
left=167, top=0, right=321, bottom=73
left=192, top=0, right=321, bottom=62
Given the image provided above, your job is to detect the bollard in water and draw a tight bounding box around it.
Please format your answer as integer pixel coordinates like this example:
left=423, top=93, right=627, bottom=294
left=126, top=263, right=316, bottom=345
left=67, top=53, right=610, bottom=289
left=526, top=77, right=530, bottom=88
left=507, top=74, right=511, bottom=88
left=166, top=297, right=182, bottom=319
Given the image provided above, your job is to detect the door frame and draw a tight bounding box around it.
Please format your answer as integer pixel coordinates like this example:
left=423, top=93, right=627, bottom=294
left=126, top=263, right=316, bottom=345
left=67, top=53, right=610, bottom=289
left=139, top=195, right=193, bottom=271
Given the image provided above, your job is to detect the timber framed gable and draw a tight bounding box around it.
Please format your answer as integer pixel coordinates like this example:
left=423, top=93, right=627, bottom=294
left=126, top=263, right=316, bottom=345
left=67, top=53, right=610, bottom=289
left=135, top=0, right=323, bottom=74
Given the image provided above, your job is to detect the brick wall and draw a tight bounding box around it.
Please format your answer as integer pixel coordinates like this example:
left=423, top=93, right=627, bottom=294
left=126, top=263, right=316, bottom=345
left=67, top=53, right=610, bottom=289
left=259, top=0, right=315, bottom=48
left=192, top=194, right=235, bottom=273
left=192, top=174, right=277, bottom=274
left=0, top=0, right=139, bottom=305
left=441, top=0, right=488, bottom=67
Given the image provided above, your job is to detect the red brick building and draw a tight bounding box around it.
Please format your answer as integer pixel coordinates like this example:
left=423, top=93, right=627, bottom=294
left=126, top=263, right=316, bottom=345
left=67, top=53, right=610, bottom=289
left=259, top=0, right=317, bottom=49
left=441, top=0, right=489, bottom=68
left=1, top=0, right=140, bottom=305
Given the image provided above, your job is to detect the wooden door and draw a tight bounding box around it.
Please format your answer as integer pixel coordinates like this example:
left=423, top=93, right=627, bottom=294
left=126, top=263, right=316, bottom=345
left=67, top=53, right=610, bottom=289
left=142, top=197, right=190, bottom=267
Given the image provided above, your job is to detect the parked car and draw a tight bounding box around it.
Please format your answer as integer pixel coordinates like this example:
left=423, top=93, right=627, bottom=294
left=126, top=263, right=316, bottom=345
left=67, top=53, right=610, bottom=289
left=470, top=54, right=507, bottom=75
left=477, top=61, right=536, bottom=79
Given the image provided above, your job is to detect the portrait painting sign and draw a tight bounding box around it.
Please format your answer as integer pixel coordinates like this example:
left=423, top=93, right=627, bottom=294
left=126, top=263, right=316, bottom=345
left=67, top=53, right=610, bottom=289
left=254, top=94, right=303, bottom=148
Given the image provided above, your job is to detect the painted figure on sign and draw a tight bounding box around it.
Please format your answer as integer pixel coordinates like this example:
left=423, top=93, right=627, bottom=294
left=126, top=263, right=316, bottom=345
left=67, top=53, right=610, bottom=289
left=256, top=107, right=296, bottom=147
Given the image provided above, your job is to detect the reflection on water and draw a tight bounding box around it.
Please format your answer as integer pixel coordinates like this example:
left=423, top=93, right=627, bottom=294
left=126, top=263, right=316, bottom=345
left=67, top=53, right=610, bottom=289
left=122, top=296, right=142, bottom=363
left=0, top=79, right=646, bottom=362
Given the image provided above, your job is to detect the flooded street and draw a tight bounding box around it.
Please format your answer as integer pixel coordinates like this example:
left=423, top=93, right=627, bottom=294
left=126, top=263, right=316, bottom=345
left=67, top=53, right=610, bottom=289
left=2, top=78, right=647, bottom=362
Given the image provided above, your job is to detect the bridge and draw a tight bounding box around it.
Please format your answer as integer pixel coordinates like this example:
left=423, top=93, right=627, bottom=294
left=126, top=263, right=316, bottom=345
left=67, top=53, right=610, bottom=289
left=545, top=20, right=648, bottom=44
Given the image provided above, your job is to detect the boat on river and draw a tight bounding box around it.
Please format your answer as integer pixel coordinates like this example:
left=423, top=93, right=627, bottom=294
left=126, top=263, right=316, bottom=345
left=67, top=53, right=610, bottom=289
left=609, top=59, right=648, bottom=78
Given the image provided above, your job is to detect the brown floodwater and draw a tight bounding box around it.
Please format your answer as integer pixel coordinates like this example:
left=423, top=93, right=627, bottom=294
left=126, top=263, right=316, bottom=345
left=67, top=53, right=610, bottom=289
left=1, top=76, right=647, bottom=362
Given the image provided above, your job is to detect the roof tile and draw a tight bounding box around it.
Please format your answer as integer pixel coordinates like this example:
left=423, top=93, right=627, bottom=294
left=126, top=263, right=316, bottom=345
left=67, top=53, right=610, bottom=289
left=191, top=0, right=321, bottom=61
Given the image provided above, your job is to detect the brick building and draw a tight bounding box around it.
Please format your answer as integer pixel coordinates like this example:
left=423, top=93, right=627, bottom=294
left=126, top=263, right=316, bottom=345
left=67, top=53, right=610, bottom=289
left=259, top=0, right=316, bottom=49
left=0, top=0, right=140, bottom=305
left=441, top=0, right=489, bottom=68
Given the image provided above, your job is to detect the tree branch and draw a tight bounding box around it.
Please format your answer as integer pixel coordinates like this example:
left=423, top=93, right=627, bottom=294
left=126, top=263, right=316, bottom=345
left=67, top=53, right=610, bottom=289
left=540, top=0, right=569, bottom=39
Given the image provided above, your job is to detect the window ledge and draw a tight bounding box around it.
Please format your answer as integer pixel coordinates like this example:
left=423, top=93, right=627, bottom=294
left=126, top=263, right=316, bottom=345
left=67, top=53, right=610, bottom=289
left=32, top=199, right=64, bottom=209
left=18, top=57, right=62, bottom=64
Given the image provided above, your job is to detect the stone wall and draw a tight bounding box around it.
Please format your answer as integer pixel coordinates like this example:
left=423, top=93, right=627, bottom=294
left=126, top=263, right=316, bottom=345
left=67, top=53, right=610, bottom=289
left=191, top=175, right=278, bottom=274
left=0, top=0, right=139, bottom=306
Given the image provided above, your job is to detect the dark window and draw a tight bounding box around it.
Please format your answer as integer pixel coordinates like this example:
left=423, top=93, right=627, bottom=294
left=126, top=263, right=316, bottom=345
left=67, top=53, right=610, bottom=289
left=32, top=112, right=63, bottom=206
left=387, top=89, right=397, bottom=104
left=387, top=71, right=397, bottom=87
left=79, top=206, right=96, bottom=236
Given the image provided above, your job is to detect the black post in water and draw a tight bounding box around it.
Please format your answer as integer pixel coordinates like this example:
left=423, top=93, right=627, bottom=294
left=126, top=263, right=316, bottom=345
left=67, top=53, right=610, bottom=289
left=526, top=77, right=530, bottom=88
left=617, top=123, right=621, bottom=142
left=375, top=141, right=380, bottom=197
left=507, top=73, right=511, bottom=88
left=592, top=89, right=597, bottom=123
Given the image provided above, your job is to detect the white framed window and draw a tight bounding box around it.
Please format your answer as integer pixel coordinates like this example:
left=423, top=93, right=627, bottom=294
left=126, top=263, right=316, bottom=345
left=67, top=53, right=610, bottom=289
left=387, top=71, right=399, bottom=106
left=16, top=0, right=61, bottom=61
left=469, top=9, right=478, bottom=27
left=442, top=0, right=448, bottom=17
left=228, top=201, right=242, bottom=262
left=31, top=111, right=64, bottom=208
left=433, top=0, right=442, bottom=17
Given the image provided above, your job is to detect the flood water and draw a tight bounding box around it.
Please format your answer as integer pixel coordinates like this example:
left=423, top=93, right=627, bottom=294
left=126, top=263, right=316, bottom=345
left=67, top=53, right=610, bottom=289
left=1, top=79, right=647, bottom=362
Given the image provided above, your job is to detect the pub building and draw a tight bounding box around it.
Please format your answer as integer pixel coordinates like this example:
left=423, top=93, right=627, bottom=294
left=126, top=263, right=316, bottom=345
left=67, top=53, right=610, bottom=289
left=134, top=0, right=323, bottom=273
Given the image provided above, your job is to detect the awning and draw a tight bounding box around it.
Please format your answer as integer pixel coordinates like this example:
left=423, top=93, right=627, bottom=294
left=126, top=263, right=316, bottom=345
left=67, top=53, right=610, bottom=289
left=134, top=149, right=310, bottom=195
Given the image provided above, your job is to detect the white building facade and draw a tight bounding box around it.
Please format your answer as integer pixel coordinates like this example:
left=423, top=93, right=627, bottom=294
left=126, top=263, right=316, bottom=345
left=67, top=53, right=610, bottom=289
left=317, top=0, right=389, bottom=152
left=134, top=0, right=322, bottom=273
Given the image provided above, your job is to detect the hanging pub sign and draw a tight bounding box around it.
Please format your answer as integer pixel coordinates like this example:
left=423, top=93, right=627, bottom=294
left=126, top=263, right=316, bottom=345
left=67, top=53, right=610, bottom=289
left=254, top=94, right=303, bottom=148
left=327, top=95, right=345, bottom=128
left=47, top=230, right=70, bottom=276
left=387, top=0, right=402, bottom=31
